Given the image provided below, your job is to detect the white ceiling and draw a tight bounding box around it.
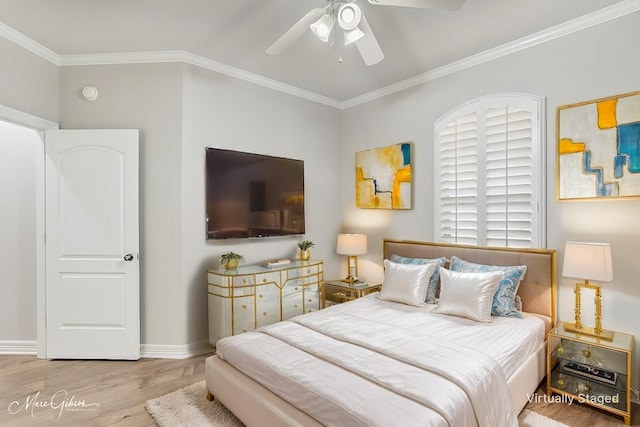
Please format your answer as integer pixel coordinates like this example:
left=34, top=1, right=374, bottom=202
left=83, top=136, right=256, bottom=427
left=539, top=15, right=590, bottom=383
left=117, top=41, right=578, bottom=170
left=0, top=0, right=627, bottom=101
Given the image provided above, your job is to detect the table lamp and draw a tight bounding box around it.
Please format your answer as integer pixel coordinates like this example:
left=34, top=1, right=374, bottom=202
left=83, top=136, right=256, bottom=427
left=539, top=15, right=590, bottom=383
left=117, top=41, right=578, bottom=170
left=336, top=234, right=367, bottom=285
left=562, top=241, right=613, bottom=340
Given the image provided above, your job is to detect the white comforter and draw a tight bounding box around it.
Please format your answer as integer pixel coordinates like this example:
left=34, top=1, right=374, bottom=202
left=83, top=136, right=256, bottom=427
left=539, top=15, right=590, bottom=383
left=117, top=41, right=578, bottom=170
left=216, top=295, right=545, bottom=427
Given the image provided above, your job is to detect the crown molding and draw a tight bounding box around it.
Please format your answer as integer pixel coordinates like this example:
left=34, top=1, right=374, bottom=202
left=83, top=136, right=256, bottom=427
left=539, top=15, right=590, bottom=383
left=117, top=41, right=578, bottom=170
left=181, top=52, right=344, bottom=109
left=0, top=104, right=59, bottom=130
left=342, top=0, right=640, bottom=109
left=0, top=21, right=59, bottom=65
left=59, top=50, right=343, bottom=109
left=1, top=0, right=639, bottom=110
left=59, top=50, right=184, bottom=66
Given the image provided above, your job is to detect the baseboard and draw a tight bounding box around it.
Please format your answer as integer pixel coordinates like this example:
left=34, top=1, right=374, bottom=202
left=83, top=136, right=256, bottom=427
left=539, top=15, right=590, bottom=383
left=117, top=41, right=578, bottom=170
left=0, top=340, right=37, bottom=355
left=0, top=340, right=213, bottom=359
left=140, top=340, right=214, bottom=359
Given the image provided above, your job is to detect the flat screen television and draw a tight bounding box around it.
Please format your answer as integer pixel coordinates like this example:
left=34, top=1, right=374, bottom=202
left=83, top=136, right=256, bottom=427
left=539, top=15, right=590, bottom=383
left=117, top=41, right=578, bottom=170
left=206, top=148, right=305, bottom=239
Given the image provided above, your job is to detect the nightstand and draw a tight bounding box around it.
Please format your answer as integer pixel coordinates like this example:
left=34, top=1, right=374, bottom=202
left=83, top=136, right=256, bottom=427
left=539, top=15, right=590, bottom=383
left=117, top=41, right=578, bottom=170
left=547, top=323, right=634, bottom=425
left=323, top=280, right=382, bottom=307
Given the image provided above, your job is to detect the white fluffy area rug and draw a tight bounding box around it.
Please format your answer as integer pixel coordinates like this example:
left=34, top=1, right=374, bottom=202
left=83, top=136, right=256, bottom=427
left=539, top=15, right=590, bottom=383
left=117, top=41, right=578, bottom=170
left=146, top=381, right=568, bottom=427
left=519, top=409, right=570, bottom=427
left=146, top=381, right=243, bottom=427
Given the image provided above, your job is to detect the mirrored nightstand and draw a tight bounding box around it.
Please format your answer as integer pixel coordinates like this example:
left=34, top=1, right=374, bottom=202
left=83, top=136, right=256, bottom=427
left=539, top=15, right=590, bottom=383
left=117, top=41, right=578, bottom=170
left=547, top=323, right=634, bottom=425
left=323, top=280, right=381, bottom=307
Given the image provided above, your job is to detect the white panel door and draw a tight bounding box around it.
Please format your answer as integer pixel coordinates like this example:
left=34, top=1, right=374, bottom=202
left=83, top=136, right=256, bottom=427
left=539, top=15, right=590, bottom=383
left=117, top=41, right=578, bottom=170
left=45, top=129, right=139, bottom=359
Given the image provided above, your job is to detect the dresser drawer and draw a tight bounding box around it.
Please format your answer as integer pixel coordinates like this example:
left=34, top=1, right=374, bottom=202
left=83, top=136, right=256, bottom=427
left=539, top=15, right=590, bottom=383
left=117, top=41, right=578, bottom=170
left=232, top=296, right=254, bottom=334
left=550, top=370, right=626, bottom=412
left=303, top=290, right=321, bottom=313
left=282, top=292, right=304, bottom=319
left=256, top=284, right=281, bottom=327
left=559, top=339, right=627, bottom=374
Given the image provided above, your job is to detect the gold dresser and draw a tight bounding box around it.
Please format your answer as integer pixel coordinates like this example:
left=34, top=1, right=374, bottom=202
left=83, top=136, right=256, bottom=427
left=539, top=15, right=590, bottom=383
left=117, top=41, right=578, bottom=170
left=207, top=260, right=324, bottom=345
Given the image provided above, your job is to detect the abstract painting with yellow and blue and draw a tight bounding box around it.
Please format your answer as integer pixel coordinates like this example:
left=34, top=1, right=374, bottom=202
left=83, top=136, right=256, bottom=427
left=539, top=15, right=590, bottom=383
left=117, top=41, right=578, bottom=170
left=355, top=142, right=412, bottom=209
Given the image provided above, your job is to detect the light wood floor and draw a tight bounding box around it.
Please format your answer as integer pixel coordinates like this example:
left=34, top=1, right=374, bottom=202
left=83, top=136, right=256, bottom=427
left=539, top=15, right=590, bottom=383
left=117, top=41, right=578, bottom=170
left=0, top=353, right=213, bottom=426
left=527, top=382, right=639, bottom=427
left=0, top=353, right=637, bottom=426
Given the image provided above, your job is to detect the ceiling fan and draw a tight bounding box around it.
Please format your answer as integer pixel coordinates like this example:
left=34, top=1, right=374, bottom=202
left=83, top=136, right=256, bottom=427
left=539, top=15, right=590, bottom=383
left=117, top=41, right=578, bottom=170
left=265, top=0, right=465, bottom=66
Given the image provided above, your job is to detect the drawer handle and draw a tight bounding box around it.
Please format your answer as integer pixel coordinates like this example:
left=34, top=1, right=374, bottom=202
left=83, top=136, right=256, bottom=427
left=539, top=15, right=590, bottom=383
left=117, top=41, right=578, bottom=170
left=557, top=379, right=564, bottom=387
left=242, top=304, right=247, bottom=309
left=294, top=304, right=298, bottom=308
left=259, top=294, right=263, bottom=298
left=308, top=299, right=312, bottom=302
left=242, top=329, right=247, bottom=333
left=295, top=287, right=299, bottom=291
left=263, top=312, right=267, bottom=316
left=582, top=349, right=591, bottom=358
left=577, top=383, right=590, bottom=393
left=263, top=278, right=267, bottom=283
left=243, top=279, right=247, bottom=284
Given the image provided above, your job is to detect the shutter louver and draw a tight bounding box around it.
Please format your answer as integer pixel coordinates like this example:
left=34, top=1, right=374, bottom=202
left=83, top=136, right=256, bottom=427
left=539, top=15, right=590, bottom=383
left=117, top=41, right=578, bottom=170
left=485, top=106, right=534, bottom=248
left=439, top=112, right=478, bottom=245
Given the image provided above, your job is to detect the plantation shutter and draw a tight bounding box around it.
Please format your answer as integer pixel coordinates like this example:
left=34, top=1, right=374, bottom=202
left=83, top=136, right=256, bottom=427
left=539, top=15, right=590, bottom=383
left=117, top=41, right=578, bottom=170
left=435, top=94, right=544, bottom=248
left=438, top=112, right=479, bottom=245
left=485, top=105, right=534, bottom=248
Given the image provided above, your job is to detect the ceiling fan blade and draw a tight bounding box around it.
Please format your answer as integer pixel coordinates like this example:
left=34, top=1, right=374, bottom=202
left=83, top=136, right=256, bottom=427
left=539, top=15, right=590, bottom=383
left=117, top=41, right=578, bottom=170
left=367, top=0, right=465, bottom=11
left=354, top=14, right=384, bottom=66
left=266, top=8, right=325, bottom=55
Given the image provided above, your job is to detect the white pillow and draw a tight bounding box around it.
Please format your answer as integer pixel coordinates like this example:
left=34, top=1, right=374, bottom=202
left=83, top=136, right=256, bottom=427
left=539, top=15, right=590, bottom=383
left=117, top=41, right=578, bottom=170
left=378, top=260, right=436, bottom=307
left=434, top=267, right=504, bottom=322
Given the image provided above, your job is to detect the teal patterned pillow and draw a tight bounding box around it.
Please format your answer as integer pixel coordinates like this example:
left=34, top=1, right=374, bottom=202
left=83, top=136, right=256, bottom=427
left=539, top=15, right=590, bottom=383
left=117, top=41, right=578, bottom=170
left=390, top=255, right=447, bottom=303
left=449, top=256, right=527, bottom=318
left=514, top=295, right=523, bottom=312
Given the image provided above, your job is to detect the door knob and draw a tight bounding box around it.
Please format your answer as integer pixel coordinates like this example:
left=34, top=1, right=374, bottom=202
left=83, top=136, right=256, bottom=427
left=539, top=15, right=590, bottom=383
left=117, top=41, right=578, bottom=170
left=124, top=254, right=134, bottom=262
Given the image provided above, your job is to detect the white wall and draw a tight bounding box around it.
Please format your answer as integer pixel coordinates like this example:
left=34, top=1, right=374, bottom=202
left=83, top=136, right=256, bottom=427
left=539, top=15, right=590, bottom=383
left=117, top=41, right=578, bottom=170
left=0, top=36, right=58, bottom=348
left=59, top=63, right=185, bottom=347
left=340, top=12, right=640, bottom=389
left=0, top=121, right=39, bottom=340
left=0, top=37, right=58, bottom=122
left=57, top=62, right=343, bottom=351
left=180, top=64, right=343, bottom=345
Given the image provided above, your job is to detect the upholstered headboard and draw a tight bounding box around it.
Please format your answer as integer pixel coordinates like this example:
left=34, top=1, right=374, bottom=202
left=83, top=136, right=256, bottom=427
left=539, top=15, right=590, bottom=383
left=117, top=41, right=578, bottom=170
left=383, top=239, right=557, bottom=325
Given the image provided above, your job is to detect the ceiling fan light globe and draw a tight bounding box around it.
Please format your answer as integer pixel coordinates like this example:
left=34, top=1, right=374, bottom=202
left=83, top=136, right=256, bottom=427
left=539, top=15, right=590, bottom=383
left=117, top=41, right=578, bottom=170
left=341, top=8, right=355, bottom=23
left=337, top=3, right=362, bottom=31
left=343, top=27, right=365, bottom=45
left=310, top=13, right=335, bottom=42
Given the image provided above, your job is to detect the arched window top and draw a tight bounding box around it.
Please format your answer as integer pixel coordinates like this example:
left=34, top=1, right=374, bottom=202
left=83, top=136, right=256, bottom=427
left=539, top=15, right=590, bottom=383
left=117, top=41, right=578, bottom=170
left=434, top=93, right=546, bottom=248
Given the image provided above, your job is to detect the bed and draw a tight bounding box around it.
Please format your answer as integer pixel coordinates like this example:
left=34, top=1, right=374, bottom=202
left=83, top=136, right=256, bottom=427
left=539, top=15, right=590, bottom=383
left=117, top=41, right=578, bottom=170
left=205, top=239, right=557, bottom=426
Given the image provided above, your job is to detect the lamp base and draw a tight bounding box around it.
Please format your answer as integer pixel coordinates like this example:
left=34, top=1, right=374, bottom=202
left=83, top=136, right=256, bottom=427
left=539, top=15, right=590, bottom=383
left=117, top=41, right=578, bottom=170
left=341, top=276, right=361, bottom=286
left=562, top=321, right=614, bottom=341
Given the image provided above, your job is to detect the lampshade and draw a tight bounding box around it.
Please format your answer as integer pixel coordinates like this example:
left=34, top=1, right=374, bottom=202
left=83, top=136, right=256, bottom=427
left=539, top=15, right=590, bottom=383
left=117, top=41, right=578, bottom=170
left=562, top=241, right=613, bottom=282
left=310, top=13, right=335, bottom=43
left=343, top=27, right=364, bottom=45
left=336, top=234, right=367, bottom=255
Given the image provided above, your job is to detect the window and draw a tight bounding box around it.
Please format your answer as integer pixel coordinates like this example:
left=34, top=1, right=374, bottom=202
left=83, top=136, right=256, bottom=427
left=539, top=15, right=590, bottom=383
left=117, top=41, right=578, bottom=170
left=434, top=94, right=545, bottom=248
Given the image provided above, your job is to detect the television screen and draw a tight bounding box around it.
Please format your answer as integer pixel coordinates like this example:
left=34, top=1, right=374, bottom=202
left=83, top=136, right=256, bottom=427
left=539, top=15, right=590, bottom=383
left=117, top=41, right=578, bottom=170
left=206, top=148, right=305, bottom=239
